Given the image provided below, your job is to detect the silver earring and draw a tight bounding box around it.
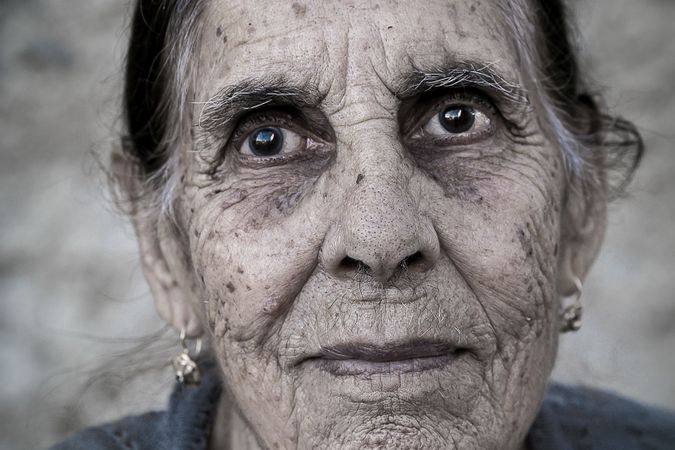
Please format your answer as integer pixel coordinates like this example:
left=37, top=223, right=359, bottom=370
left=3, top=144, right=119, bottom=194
left=172, top=328, right=202, bottom=386
left=560, top=276, right=583, bottom=333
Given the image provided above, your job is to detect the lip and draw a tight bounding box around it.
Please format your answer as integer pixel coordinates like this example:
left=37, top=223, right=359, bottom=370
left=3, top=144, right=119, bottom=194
left=298, top=339, right=465, bottom=377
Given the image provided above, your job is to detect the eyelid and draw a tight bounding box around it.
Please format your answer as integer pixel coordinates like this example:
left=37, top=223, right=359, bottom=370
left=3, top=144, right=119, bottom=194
left=228, top=106, right=334, bottom=149
left=402, top=90, right=499, bottom=143
left=222, top=108, right=335, bottom=168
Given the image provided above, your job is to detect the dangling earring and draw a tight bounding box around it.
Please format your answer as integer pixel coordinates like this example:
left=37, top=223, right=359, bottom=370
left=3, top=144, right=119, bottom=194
left=172, top=328, right=202, bottom=386
left=560, top=276, right=583, bottom=333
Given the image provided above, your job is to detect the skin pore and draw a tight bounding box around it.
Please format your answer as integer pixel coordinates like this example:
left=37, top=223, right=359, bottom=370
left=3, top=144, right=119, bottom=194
left=127, top=1, right=606, bottom=449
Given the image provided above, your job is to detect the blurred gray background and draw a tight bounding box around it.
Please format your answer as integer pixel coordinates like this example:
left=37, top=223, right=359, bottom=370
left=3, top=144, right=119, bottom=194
left=1, top=1, right=674, bottom=449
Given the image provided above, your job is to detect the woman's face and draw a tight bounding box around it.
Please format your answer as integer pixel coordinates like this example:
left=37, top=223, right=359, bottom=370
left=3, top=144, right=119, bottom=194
left=157, top=0, right=569, bottom=448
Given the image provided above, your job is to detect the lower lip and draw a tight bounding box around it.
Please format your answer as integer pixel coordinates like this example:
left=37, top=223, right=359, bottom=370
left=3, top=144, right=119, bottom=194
left=307, top=353, right=459, bottom=377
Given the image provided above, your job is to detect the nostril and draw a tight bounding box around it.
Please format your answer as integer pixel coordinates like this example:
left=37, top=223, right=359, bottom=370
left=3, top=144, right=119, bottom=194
left=339, top=256, right=371, bottom=276
left=399, top=251, right=425, bottom=271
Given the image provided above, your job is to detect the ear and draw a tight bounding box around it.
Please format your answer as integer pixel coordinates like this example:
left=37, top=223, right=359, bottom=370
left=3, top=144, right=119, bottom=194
left=558, top=179, right=607, bottom=297
left=112, top=150, right=203, bottom=338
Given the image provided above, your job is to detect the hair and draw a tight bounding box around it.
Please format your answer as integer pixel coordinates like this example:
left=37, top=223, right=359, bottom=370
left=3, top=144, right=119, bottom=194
left=120, top=0, right=207, bottom=220
left=119, top=0, right=643, bottom=230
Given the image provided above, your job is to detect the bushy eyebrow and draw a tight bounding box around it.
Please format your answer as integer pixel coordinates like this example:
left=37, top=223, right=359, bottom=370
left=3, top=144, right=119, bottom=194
left=396, top=61, right=528, bottom=105
left=196, top=77, right=324, bottom=137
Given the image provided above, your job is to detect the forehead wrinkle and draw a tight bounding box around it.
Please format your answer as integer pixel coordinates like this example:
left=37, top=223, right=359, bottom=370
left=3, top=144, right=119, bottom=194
left=321, top=17, right=408, bottom=120
left=366, top=25, right=400, bottom=99
left=335, top=6, right=523, bottom=110
left=198, top=0, right=527, bottom=126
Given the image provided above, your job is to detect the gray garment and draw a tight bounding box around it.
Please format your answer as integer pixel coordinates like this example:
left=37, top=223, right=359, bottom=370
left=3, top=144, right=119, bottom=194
left=48, top=363, right=675, bottom=450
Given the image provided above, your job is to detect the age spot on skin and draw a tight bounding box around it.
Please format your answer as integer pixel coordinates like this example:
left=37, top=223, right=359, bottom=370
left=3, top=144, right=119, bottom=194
left=215, top=26, right=228, bottom=44
left=516, top=226, right=534, bottom=258
left=226, top=282, right=236, bottom=293
left=356, top=173, right=364, bottom=184
left=291, top=2, right=307, bottom=17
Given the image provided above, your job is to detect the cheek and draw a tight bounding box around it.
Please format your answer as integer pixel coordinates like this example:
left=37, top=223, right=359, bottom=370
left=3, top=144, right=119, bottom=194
left=190, top=217, right=316, bottom=342
left=419, top=141, right=564, bottom=345
left=415, top=141, right=564, bottom=426
left=182, top=197, right=336, bottom=446
left=182, top=155, right=339, bottom=345
left=178, top=137, right=335, bottom=335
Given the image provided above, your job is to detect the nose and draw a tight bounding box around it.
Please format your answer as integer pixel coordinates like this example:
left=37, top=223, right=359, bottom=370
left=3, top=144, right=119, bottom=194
left=320, top=176, right=440, bottom=284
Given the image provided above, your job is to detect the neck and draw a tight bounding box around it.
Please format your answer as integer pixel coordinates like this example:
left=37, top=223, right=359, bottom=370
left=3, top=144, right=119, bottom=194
left=209, top=394, right=262, bottom=450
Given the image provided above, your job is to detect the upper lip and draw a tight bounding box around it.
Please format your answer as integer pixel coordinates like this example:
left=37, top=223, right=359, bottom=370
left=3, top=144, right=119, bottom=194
left=297, top=338, right=461, bottom=365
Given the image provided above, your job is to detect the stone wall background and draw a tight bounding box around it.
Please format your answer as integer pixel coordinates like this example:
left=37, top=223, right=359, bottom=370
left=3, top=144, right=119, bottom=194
left=1, top=1, right=673, bottom=449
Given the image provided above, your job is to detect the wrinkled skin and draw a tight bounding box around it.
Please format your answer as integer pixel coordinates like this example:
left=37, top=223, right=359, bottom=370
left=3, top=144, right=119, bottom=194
left=128, top=1, right=606, bottom=449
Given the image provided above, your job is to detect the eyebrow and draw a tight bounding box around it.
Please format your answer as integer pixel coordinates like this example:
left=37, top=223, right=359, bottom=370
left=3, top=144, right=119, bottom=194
left=196, top=77, right=324, bottom=137
left=396, top=61, right=528, bottom=105
left=196, top=61, right=528, bottom=135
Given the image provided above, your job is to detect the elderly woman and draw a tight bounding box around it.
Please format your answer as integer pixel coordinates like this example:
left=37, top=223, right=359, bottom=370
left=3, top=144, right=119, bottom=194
left=49, top=0, right=674, bottom=449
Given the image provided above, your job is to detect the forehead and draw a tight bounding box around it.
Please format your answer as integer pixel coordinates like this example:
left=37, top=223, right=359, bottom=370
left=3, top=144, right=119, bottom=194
left=197, top=0, right=518, bottom=105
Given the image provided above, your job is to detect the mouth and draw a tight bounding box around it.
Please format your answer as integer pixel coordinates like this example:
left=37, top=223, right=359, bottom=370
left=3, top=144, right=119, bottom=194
left=298, top=339, right=466, bottom=377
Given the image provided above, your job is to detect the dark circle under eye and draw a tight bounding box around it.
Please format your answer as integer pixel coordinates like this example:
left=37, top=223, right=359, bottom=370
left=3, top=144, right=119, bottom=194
left=248, top=127, right=284, bottom=156
left=439, top=105, right=476, bottom=134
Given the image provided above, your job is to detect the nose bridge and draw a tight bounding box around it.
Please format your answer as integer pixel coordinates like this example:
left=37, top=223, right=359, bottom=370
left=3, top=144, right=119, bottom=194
left=341, top=117, right=410, bottom=179
left=320, top=127, right=440, bottom=283
left=345, top=173, right=419, bottom=273
left=345, top=122, right=419, bottom=253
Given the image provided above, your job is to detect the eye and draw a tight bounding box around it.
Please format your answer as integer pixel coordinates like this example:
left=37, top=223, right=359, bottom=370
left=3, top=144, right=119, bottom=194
left=239, top=126, right=306, bottom=157
left=422, top=104, right=491, bottom=139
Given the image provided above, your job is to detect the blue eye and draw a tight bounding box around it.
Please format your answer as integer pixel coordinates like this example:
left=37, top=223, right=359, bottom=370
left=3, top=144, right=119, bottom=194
left=240, top=126, right=306, bottom=157
left=248, top=127, right=284, bottom=156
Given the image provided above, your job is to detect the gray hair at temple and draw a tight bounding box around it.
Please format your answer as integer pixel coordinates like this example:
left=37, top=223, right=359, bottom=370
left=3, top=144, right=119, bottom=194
left=119, top=0, right=643, bottom=231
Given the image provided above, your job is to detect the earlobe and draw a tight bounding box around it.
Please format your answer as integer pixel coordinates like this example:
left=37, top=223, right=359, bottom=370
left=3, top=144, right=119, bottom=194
left=112, top=149, right=204, bottom=338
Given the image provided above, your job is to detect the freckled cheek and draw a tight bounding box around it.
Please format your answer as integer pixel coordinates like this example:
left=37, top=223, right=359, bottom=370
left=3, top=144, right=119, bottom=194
left=183, top=224, right=256, bottom=334
left=429, top=186, right=561, bottom=339
left=188, top=221, right=318, bottom=344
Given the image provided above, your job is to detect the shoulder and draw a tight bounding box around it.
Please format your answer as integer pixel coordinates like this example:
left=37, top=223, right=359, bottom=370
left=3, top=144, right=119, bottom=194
left=46, top=411, right=166, bottom=450
left=528, top=383, right=675, bottom=450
